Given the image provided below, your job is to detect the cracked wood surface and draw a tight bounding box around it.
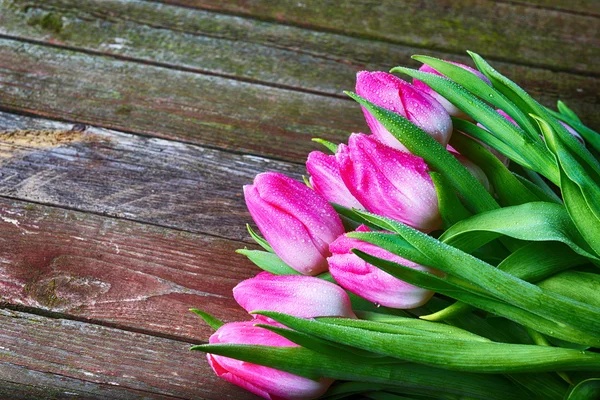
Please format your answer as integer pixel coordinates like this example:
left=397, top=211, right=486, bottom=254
left=0, top=0, right=598, bottom=398
left=0, top=309, right=255, bottom=399
left=156, top=0, right=600, bottom=74
left=0, top=112, right=302, bottom=242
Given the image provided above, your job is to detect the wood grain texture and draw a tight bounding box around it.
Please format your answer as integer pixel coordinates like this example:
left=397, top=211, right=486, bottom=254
left=0, top=36, right=597, bottom=164
left=0, top=197, right=261, bottom=340
left=0, top=362, right=181, bottom=400
left=154, top=0, right=600, bottom=75
left=0, top=112, right=303, bottom=241
left=1, top=0, right=597, bottom=102
left=0, top=309, right=256, bottom=399
left=508, top=0, right=599, bottom=16
left=0, top=37, right=367, bottom=163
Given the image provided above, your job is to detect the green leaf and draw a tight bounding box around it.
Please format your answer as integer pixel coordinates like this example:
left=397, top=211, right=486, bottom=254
left=390, top=66, right=559, bottom=184
left=255, top=323, right=389, bottom=361
left=323, top=382, right=416, bottom=400
left=429, top=171, right=471, bottom=229
left=349, top=209, right=600, bottom=345
left=439, top=202, right=598, bottom=260
left=256, top=311, right=600, bottom=373
left=498, top=242, right=589, bottom=282
left=351, top=246, right=600, bottom=346
left=302, top=175, right=313, bottom=189
left=421, top=246, right=577, bottom=335
left=468, top=51, right=600, bottom=179
left=537, top=271, right=600, bottom=309
left=450, top=117, right=531, bottom=167
left=449, top=130, right=542, bottom=206
left=236, top=249, right=301, bottom=275
left=192, top=344, right=528, bottom=400
left=566, top=379, right=600, bottom=400
left=412, top=55, right=540, bottom=138
left=345, top=91, right=498, bottom=214
left=419, top=301, right=473, bottom=322
left=189, top=309, right=223, bottom=330
left=511, top=172, right=562, bottom=204
left=533, top=115, right=600, bottom=256
left=246, top=224, right=273, bottom=252
left=546, top=107, right=600, bottom=155
left=312, top=138, right=339, bottom=153
left=557, top=100, right=581, bottom=123
left=319, top=315, right=491, bottom=343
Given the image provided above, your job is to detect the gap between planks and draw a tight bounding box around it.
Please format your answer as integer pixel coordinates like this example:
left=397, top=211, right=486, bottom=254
left=151, top=0, right=600, bottom=75
left=0, top=309, right=256, bottom=399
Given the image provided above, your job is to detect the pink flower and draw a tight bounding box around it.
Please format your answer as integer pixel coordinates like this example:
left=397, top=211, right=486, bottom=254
left=336, top=134, right=441, bottom=233
left=328, top=226, right=437, bottom=309
left=413, top=62, right=491, bottom=119
left=306, top=151, right=363, bottom=209
left=207, top=321, right=333, bottom=399
left=233, top=271, right=356, bottom=319
left=244, top=172, right=345, bottom=275
left=356, top=71, right=452, bottom=152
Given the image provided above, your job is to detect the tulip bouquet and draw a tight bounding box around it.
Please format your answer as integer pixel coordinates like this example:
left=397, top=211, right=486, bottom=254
left=190, top=52, right=600, bottom=400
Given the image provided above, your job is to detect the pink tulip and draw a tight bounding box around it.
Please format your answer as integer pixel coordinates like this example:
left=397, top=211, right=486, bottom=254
left=233, top=271, right=356, bottom=319
left=328, top=225, right=437, bottom=309
left=306, top=151, right=363, bottom=209
left=244, top=172, right=345, bottom=275
left=336, top=133, right=441, bottom=233
left=413, top=62, right=491, bottom=119
left=207, top=321, right=333, bottom=399
left=356, top=71, right=452, bottom=152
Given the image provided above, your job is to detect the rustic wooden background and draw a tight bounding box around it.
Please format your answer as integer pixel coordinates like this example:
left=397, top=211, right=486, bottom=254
left=0, top=0, right=598, bottom=398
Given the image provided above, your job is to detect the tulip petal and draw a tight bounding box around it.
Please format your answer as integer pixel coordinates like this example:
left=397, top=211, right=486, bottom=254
left=328, top=226, right=436, bottom=309
left=337, top=134, right=441, bottom=233
left=208, top=321, right=333, bottom=400
left=356, top=71, right=452, bottom=151
left=306, top=151, right=364, bottom=209
left=253, top=172, right=344, bottom=256
left=244, top=184, right=329, bottom=275
left=233, top=271, right=356, bottom=319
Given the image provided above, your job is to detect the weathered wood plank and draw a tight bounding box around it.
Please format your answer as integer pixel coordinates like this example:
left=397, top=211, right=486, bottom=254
left=0, top=309, right=256, bottom=399
left=0, top=36, right=597, bottom=164
left=508, top=0, right=599, bottom=16
left=0, top=37, right=366, bottom=163
left=154, top=0, right=600, bottom=75
left=0, top=197, right=260, bottom=340
left=0, top=112, right=302, bottom=241
left=0, top=362, right=181, bottom=400
left=1, top=0, right=597, bottom=105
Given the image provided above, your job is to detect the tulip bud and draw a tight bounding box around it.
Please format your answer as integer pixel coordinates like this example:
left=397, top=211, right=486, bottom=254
left=233, top=271, right=356, bottom=319
left=207, top=321, right=333, bottom=399
left=306, top=151, right=363, bottom=209
left=244, top=172, right=345, bottom=275
left=356, top=71, right=452, bottom=151
left=413, top=62, right=491, bottom=119
left=336, top=134, right=441, bottom=233
left=328, top=225, right=437, bottom=309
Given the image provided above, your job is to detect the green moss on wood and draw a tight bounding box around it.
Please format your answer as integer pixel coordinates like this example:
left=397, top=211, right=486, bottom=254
left=27, top=12, right=64, bottom=34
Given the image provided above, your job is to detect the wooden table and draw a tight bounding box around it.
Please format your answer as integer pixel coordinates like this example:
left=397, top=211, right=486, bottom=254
left=0, top=1, right=598, bottom=398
